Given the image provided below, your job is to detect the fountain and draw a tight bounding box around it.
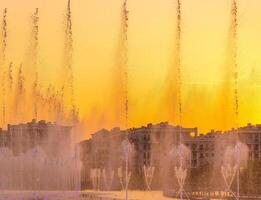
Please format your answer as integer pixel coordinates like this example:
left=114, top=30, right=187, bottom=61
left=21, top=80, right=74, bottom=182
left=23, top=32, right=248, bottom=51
left=102, top=168, right=115, bottom=191
left=118, top=139, right=132, bottom=200
left=143, top=165, right=155, bottom=190
left=0, top=1, right=79, bottom=129
left=0, top=8, right=7, bottom=63
left=116, top=0, right=131, bottom=198
left=169, top=0, right=191, bottom=199
left=90, top=168, right=102, bottom=190
left=62, top=0, right=79, bottom=125
left=0, top=0, right=260, bottom=199
left=0, top=8, right=7, bottom=126
left=220, top=1, right=249, bottom=199
left=122, top=0, right=129, bottom=130
left=0, top=146, right=82, bottom=191
left=170, top=144, right=191, bottom=200
left=30, top=8, right=40, bottom=121
left=221, top=142, right=248, bottom=199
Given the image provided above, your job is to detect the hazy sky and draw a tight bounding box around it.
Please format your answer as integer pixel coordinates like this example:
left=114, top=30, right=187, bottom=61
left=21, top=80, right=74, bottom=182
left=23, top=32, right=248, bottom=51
left=1, top=0, right=261, bottom=138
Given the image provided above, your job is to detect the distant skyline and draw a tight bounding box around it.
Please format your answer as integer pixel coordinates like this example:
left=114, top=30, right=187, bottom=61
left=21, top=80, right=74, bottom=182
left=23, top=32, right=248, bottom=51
left=1, top=0, right=261, bottom=138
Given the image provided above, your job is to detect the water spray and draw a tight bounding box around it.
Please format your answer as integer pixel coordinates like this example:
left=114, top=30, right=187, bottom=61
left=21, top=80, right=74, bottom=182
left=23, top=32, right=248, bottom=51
left=1, top=8, right=7, bottom=64
left=120, top=1, right=131, bottom=199
left=232, top=1, right=240, bottom=199
left=221, top=1, right=242, bottom=199
left=2, top=71, right=6, bottom=125
left=64, top=0, right=76, bottom=124
left=176, top=0, right=182, bottom=145
left=173, top=1, right=190, bottom=199
left=143, top=165, right=155, bottom=190
left=6, top=62, right=13, bottom=123
left=15, top=64, right=25, bottom=122
left=31, top=8, right=40, bottom=120
left=56, top=87, right=65, bottom=122
left=33, top=72, right=39, bottom=120
left=122, top=0, right=129, bottom=130
left=0, top=4, right=80, bottom=130
left=102, top=168, right=115, bottom=190
left=18, top=65, right=25, bottom=95
left=1, top=9, right=7, bottom=126
left=90, top=168, right=101, bottom=190
left=8, top=62, right=13, bottom=91
left=231, top=0, right=239, bottom=130
left=119, top=139, right=132, bottom=200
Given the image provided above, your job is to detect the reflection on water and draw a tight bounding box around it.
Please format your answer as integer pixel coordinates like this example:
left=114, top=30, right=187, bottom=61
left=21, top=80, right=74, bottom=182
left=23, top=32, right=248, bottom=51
left=0, top=190, right=240, bottom=200
left=85, top=190, right=174, bottom=200
left=0, top=191, right=173, bottom=200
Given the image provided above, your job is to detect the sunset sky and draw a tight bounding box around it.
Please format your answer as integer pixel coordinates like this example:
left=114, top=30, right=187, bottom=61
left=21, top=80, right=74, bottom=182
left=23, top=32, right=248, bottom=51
left=1, top=0, right=261, bottom=138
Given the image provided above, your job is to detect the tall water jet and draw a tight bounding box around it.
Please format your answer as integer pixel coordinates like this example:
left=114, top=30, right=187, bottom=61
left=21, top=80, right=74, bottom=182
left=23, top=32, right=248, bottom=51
left=1, top=9, right=7, bottom=126
left=56, top=86, right=65, bottom=122
left=0, top=8, right=7, bottom=64
left=15, top=64, right=25, bottom=122
left=221, top=1, right=248, bottom=199
left=7, top=62, right=13, bottom=122
left=122, top=0, right=129, bottom=130
left=31, top=8, right=40, bottom=120
left=121, top=1, right=131, bottom=199
left=2, top=71, right=6, bottom=125
left=45, top=85, right=58, bottom=121
left=8, top=62, right=13, bottom=91
left=231, top=0, right=239, bottom=130
left=172, top=1, right=190, bottom=199
left=110, top=0, right=130, bottom=128
left=62, top=0, right=76, bottom=124
left=176, top=0, right=182, bottom=130
left=15, top=8, right=40, bottom=123
left=231, top=2, right=240, bottom=197
left=233, top=0, right=241, bottom=198
left=0, top=5, right=80, bottom=128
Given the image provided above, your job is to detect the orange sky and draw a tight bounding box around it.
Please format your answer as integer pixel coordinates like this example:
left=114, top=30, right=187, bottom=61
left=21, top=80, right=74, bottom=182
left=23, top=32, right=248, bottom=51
left=1, top=0, right=261, bottom=138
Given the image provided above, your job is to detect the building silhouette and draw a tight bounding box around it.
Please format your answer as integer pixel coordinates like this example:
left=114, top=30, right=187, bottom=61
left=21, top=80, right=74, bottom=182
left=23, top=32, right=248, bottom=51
left=79, top=122, right=261, bottom=190
left=0, top=119, right=72, bottom=156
